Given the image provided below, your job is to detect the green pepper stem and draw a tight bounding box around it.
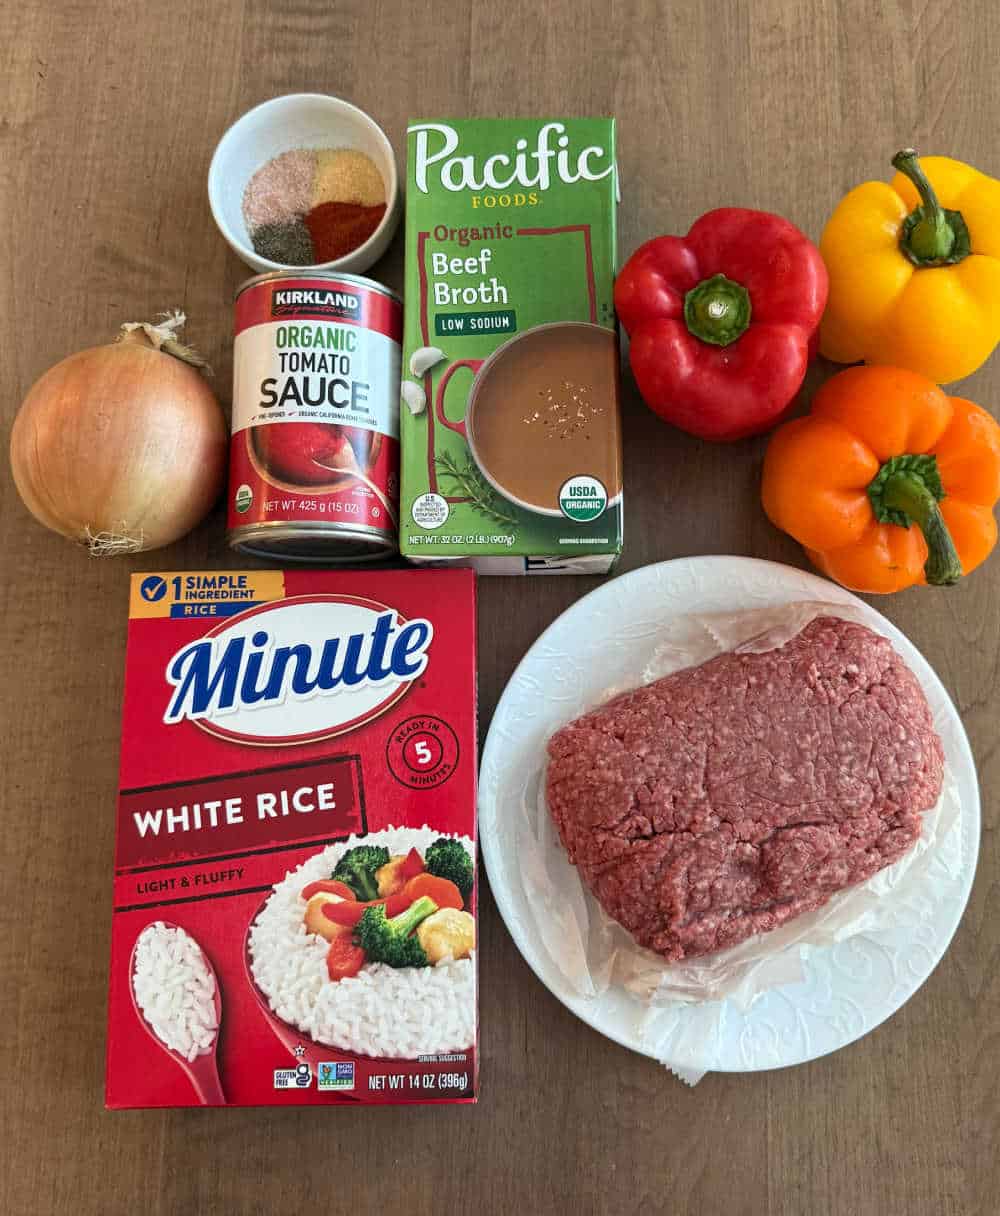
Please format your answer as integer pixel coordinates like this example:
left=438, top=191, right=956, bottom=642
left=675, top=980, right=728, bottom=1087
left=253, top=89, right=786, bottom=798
left=892, top=148, right=957, bottom=263
left=683, top=274, right=751, bottom=347
left=881, top=470, right=962, bottom=586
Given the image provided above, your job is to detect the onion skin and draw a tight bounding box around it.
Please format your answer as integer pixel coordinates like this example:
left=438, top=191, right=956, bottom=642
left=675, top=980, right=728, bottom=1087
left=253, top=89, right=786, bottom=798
left=10, top=333, right=227, bottom=553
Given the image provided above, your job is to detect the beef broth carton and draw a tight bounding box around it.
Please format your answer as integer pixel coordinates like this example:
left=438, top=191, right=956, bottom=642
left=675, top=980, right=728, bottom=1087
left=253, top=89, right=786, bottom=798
left=400, top=118, right=623, bottom=575
left=106, top=569, right=478, bottom=1107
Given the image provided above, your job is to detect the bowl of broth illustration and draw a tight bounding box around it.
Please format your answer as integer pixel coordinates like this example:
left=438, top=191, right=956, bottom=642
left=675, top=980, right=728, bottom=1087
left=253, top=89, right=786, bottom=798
left=434, top=322, right=623, bottom=517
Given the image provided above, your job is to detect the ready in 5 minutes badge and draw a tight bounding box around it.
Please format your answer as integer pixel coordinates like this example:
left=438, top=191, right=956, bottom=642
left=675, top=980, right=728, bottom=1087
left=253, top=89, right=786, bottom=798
left=386, top=715, right=460, bottom=790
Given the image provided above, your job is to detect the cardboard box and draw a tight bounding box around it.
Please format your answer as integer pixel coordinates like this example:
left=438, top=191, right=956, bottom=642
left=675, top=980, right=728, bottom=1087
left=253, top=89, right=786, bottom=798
left=106, top=569, right=477, bottom=1107
left=400, top=118, right=623, bottom=574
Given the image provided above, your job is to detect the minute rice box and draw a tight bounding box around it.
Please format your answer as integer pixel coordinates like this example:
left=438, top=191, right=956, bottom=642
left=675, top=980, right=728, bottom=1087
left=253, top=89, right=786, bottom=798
left=106, top=568, right=478, bottom=1107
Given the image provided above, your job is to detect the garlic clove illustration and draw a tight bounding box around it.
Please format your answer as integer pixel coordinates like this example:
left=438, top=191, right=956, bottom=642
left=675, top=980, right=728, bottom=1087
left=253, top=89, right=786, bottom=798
left=409, top=346, right=446, bottom=378
left=400, top=380, right=427, bottom=416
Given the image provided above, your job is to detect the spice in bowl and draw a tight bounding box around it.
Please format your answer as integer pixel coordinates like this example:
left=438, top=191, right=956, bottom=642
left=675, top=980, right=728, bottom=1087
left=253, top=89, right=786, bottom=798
left=305, top=201, right=388, bottom=262
left=242, top=147, right=387, bottom=265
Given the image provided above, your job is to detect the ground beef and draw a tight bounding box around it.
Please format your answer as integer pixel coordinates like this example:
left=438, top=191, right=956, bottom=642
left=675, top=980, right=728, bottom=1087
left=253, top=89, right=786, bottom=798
left=545, top=617, right=944, bottom=962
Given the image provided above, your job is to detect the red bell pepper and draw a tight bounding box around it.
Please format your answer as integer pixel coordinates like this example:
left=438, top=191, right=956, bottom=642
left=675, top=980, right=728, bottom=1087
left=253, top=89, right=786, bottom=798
left=614, top=209, right=828, bottom=441
left=321, top=897, right=384, bottom=928
left=300, top=879, right=356, bottom=903
left=400, top=846, right=425, bottom=881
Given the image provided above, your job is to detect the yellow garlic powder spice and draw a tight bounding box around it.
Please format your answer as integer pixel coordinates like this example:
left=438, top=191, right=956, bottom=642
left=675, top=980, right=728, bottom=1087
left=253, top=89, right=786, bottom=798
left=313, top=149, right=386, bottom=207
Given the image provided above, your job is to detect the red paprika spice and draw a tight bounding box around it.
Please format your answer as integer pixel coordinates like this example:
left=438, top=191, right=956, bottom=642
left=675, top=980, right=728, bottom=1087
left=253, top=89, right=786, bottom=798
left=304, top=201, right=387, bottom=262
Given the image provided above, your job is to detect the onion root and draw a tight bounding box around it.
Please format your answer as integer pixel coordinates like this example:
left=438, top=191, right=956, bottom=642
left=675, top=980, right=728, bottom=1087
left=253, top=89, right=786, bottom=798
left=83, top=525, right=145, bottom=556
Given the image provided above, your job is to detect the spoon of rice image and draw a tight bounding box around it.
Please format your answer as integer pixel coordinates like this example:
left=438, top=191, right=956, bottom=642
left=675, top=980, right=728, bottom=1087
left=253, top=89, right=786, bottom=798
left=130, top=921, right=226, bottom=1105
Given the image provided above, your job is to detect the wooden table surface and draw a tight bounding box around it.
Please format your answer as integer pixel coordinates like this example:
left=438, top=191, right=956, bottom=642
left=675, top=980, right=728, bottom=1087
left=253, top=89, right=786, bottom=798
left=2, top=1, right=997, bottom=1212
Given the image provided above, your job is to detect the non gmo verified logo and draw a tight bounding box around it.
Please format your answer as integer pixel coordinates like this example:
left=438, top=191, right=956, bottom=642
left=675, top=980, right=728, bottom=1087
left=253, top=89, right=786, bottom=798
left=318, top=1061, right=355, bottom=1091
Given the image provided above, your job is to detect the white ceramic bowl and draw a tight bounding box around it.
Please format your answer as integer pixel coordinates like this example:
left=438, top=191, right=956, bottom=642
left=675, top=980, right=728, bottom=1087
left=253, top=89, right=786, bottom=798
left=208, top=93, right=401, bottom=275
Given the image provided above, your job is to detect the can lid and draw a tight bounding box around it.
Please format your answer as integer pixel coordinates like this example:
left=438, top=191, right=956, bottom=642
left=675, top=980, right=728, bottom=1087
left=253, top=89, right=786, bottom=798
left=235, top=269, right=401, bottom=306
left=229, top=521, right=397, bottom=564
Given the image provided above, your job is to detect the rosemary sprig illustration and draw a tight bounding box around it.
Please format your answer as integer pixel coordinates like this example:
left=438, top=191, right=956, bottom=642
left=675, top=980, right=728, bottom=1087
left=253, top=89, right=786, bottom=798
left=435, top=451, right=518, bottom=526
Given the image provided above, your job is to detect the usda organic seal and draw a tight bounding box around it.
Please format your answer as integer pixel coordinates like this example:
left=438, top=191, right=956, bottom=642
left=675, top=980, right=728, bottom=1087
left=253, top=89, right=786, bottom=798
left=558, top=475, right=607, bottom=522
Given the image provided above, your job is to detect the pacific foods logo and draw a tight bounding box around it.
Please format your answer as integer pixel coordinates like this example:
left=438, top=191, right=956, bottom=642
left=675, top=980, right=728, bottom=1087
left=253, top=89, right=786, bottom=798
left=410, top=121, right=615, bottom=194
left=163, top=595, right=432, bottom=745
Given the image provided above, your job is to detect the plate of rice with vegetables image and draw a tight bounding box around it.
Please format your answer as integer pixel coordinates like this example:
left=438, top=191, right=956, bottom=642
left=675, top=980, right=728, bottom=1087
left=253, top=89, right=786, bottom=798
left=247, top=826, right=476, bottom=1061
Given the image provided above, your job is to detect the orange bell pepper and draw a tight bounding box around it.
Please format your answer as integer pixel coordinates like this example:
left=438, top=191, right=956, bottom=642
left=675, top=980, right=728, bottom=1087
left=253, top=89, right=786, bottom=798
left=399, top=872, right=464, bottom=911
left=820, top=149, right=1000, bottom=384
left=762, top=365, right=1000, bottom=593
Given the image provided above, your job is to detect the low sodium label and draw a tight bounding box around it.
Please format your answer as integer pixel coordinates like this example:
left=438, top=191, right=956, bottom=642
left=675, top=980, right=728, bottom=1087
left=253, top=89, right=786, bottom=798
left=559, top=476, right=607, bottom=522
left=434, top=310, right=517, bottom=336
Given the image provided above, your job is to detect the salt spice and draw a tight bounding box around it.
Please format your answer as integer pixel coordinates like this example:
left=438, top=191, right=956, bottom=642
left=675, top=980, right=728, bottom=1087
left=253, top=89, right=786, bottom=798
left=242, top=148, right=315, bottom=230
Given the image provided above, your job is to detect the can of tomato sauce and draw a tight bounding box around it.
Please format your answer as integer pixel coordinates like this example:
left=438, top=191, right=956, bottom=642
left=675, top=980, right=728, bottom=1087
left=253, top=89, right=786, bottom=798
left=228, top=271, right=402, bottom=562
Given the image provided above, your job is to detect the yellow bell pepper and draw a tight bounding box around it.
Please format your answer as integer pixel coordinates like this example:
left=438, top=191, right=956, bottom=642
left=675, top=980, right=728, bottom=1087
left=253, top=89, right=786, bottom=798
left=820, top=149, right=1000, bottom=383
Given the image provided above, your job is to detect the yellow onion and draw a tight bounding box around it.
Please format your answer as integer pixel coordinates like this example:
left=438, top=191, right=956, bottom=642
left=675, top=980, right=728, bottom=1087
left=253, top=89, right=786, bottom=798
left=10, top=312, right=227, bottom=554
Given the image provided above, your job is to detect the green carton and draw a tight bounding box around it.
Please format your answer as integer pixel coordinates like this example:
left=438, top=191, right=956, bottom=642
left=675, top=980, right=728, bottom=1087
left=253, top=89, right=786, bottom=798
left=400, top=117, right=623, bottom=575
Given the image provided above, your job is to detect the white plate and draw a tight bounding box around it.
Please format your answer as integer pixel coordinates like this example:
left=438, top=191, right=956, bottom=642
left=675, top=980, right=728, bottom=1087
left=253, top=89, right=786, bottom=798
left=479, top=556, right=979, bottom=1072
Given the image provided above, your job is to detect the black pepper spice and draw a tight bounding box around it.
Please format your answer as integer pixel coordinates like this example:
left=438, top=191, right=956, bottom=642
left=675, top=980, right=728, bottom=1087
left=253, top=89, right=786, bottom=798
left=251, top=218, right=315, bottom=266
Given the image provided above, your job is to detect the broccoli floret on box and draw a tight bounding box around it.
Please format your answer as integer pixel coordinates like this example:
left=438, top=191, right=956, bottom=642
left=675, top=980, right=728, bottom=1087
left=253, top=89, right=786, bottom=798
left=355, top=896, right=438, bottom=968
left=331, top=844, right=390, bottom=902
left=423, top=837, right=474, bottom=901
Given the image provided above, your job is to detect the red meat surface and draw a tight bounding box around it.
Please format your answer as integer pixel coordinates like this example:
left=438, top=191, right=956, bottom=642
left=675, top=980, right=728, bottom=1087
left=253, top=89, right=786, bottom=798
left=545, top=617, right=944, bottom=962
